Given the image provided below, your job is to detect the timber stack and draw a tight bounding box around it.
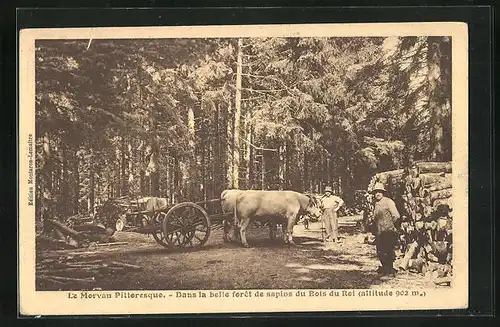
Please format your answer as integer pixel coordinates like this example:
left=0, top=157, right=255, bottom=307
left=36, top=254, right=142, bottom=290
left=366, top=161, right=453, bottom=286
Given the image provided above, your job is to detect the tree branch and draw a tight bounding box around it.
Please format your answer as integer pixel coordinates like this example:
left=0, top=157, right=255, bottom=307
left=241, top=138, right=278, bottom=152
left=240, top=86, right=287, bottom=93
left=239, top=73, right=278, bottom=79
left=242, top=96, right=266, bottom=102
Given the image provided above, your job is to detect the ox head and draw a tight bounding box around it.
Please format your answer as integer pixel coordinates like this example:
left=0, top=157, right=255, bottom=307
left=304, top=194, right=324, bottom=219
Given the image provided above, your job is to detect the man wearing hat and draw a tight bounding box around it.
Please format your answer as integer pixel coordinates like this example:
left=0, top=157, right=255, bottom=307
left=371, top=182, right=401, bottom=275
left=321, top=186, right=344, bottom=243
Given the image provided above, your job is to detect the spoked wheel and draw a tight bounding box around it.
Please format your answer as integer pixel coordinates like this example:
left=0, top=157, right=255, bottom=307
left=151, top=212, right=170, bottom=248
left=162, top=202, right=211, bottom=248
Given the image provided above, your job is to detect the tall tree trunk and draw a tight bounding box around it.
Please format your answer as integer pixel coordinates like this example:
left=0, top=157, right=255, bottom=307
left=60, top=143, right=69, bottom=218
left=226, top=102, right=234, bottom=188
left=128, top=140, right=134, bottom=196
left=260, top=152, right=265, bottom=190
left=285, top=140, right=290, bottom=190
left=233, top=38, right=243, bottom=189
left=150, top=156, right=160, bottom=197
left=201, top=140, right=207, bottom=201
left=147, top=148, right=160, bottom=197
left=185, top=106, right=196, bottom=199
left=427, top=36, right=450, bottom=161
left=42, top=133, right=53, bottom=231
left=115, top=146, right=121, bottom=198
left=139, top=140, right=146, bottom=196
left=303, top=150, right=308, bottom=193
left=278, top=143, right=285, bottom=190
left=146, top=111, right=160, bottom=197
left=207, top=142, right=213, bottom=200
left=174, top=157, right=180, bottom=203
left=53, top=145, right=60, bottom=207
left=140, top=170, right=145, bottom=196
left=121, top=136, right=128, bottom=196
left=165, top=155, right=171, bottom=203
left=326, top=156, right=332, bottom=188
left=341, top=155, right=352, bottom=201
left=213, top=105, right=222, bottom=196
left=319, top=151, right=325, bottom=192
left=89, top=149, right=95, bottom=215
left=248, top=124, right=254, bottom=190
left=245, top=113, right=252, bottom=189
left=73, top=151, right=80, bottom=214
left=309, top=150, right=318, bottom=192
left=440, top=37, right=452, bottom=161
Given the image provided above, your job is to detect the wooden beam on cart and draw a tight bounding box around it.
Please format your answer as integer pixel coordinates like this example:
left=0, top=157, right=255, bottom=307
left=195, top=198, right=223, bottom=206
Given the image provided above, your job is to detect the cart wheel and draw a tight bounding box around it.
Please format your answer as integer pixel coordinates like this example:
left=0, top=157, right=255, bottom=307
left=151, top=212, right=170, bottom=248
left=152, top=229, right=170, bottom=248
left=162, top=202, right=211, bottom=248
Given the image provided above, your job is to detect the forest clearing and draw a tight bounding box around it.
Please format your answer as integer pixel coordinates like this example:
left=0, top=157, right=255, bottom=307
left=36, top=218, right=446, bottom=291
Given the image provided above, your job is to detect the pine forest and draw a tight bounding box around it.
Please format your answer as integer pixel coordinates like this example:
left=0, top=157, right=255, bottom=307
left=35, top=36, right=452, bottom=224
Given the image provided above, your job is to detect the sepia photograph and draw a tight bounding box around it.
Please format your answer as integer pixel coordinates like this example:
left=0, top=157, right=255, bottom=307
left=18, top=23, right=468, bottom=315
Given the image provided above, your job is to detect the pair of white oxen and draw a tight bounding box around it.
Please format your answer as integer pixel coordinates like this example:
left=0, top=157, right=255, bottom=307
left=220, top=189, right=324, bottom=248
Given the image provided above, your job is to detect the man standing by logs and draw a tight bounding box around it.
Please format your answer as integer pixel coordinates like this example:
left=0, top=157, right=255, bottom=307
left=321, top=186, right=344, bottom=243
left=371, top=182, right=401, bottom=276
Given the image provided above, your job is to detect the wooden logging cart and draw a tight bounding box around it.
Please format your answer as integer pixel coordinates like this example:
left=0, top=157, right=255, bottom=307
left=96, top=196, right=233, bottom=249
left=365, top=161, right=453, bottom=285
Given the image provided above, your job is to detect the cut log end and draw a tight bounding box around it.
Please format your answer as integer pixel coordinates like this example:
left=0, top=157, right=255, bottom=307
left=399, top=241, right=419, bottom=270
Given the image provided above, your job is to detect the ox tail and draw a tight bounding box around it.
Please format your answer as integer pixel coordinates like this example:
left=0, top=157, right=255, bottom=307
left=233, top=194, right=238, bottom=227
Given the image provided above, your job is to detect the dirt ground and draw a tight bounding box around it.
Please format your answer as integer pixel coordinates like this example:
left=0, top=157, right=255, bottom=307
left=37, top=215, right=448, bottom=291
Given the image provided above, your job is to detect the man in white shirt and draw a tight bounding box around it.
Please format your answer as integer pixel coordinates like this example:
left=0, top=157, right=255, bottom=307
left=321, top=186, right=344, bottom=243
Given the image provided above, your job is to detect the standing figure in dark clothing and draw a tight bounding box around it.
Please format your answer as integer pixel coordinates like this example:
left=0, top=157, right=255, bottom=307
left=371, top=183, right=401, bottom=276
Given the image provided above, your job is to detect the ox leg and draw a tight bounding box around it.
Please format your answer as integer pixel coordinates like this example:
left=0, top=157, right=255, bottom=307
left=282, top=223, right=289, bottom=244
left=285, top=215, right=296, bottom=245
left=269, top=220, right=277, bottom=240
left=233, top=224, right=241, bottom=241
left=232, top=216, right=241, bottom=242
left=239, top=218, right=250, bottom=248
left=232, top=210, right=241, bottom=241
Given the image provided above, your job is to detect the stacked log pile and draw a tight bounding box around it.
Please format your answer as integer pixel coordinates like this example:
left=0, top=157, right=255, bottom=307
left=366, top=162, right=453, bottom=286
left=36, top=254, right=142, bottom=290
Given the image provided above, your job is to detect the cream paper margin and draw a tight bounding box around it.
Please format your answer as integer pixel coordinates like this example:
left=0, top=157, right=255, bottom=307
left=18, top=22, right=469, bottom=316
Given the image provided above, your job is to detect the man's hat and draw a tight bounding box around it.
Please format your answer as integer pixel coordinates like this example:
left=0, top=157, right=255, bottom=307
left=324, top=186, right=333, bottom=193
left=371, top=182, right=387, bottom=194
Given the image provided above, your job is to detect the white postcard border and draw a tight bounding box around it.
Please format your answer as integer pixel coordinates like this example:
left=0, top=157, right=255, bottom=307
left=18, top=22, right=469, bottom=316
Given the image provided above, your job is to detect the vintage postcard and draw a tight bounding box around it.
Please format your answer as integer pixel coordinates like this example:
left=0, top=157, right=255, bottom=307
left=19, top=22, right=468, bottom=315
